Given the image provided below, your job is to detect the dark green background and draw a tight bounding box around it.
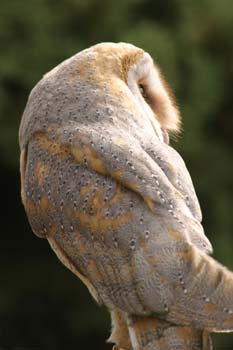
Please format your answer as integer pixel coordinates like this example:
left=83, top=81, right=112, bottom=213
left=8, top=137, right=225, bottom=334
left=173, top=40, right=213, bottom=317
left=1, top=0, right=232, bottom=349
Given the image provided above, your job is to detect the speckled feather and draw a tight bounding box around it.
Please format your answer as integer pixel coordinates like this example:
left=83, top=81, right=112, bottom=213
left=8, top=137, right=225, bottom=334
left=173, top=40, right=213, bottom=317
left=19, top=43, right=233, bottom=350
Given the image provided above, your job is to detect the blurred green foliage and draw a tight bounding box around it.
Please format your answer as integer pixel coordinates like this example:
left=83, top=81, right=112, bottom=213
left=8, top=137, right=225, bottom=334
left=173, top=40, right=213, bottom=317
left=0, top=0, right=232, bottom=349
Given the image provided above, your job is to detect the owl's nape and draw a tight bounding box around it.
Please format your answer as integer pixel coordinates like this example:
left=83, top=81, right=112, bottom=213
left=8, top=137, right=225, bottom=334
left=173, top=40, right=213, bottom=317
left=19, top=42, right=233, bottom=350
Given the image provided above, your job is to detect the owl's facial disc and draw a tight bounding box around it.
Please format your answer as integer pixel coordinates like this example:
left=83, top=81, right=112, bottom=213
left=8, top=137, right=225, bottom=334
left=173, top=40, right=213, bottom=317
left=139, top=83, right=169, bottom=145
left=127, top=51, right=180, bottom=144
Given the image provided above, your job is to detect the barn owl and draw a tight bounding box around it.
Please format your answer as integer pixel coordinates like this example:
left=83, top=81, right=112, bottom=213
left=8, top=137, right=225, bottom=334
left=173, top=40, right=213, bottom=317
left=19, top=42, right=233, bottom=350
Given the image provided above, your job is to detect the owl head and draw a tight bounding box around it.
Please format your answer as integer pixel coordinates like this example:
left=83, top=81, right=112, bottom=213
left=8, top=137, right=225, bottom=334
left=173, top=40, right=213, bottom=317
left=20, top=42, right=181, bottom=149
left=87, top=42, right=180, bottom=141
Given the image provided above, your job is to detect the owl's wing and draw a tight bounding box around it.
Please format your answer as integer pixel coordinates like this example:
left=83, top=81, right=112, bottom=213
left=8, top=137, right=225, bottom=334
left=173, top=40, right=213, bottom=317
left=21, top=124, right=233, bottom=334
left=54, top=123, right=233, bottom=331
left=55, top=122, right=211, bottom=253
